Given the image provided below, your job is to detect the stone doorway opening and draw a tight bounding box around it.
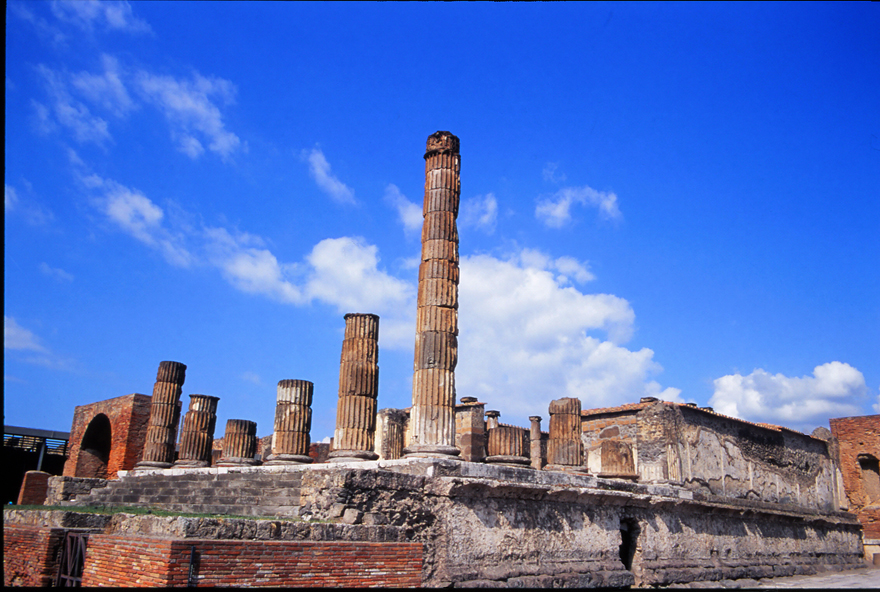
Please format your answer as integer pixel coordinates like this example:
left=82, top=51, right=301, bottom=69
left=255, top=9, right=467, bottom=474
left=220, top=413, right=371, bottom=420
left=75, top=414, right=111, bottom=479
left=619, top=518, right=640, bottom=572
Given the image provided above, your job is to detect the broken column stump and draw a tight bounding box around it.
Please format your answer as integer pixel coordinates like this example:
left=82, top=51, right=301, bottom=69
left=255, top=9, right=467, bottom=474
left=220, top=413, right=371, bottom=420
left=174, top=394, right=219, bottom=468
left=217, top=419, right=260, bottom=466
left=265, top=379, right=314, bottom=465
left=546, top=397, right=585, bottom=472
left=530, top=415, right=544, bottom=470
left=485, top=424, right=531, bottom=468
left=135, top=361, right=187, bottom=470
left=329, top=313, right=380, bottom=462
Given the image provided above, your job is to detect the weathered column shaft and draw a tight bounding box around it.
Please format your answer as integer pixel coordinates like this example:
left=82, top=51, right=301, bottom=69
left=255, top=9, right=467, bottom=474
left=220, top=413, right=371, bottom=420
left=175, top=394, right=219, bottom=467
left=530, top=416, right=544, bottom=470
left=405, top=131, right=461, bottom=458
left=137, top=361, right=187, bottom=469
left=331, top=313, right=380, bottom=461
left=547, top=397, right=584, bottom=469
left=267, top=379, right=313, bottom=464
left=375, top=408, right=408, bottom=460
left=217, top=419, right=259, bottom=466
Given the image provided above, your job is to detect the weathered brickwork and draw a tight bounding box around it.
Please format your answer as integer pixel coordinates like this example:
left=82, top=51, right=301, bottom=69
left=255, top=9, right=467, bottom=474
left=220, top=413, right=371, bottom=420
left=17, top=470, right=51, bottom=505
left=830, top=415, right=880, bottom=539
left=63, top=393, right=153, bottom=480
left=81, top=535, right=423, bottom=587
left=3, top=524, right=65, bottom=587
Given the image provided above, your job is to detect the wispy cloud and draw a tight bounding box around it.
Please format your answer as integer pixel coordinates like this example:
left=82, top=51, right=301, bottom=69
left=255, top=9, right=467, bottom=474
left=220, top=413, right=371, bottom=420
left=71, top=54, right=135, bottom=118
left=39, top=262, right=74, bottom=282
left=137, top=71, right=242, bottom=160
left=305, top=148, right=356, bottom=204
left=51, top=0, right=151, bottom=34
left=4, top=316, right=48, bottom=352
left=83, top=173, right=194, bottom=267
left=5, top=182, right=55, bottom=225
left=536, top=185, right=622, bottom=227
left=5, top=184, right=19, bottom=211
left=542, top=162, right=567, bottom=184
left=241, top=371, right=262, bottom=385
left=710, top=362, right=869, bottom=431
left=383, top=184, right=422, bottom=237
left=461, top=193, right=498, bottom=234
left=35, top=65, right=111, bottom=145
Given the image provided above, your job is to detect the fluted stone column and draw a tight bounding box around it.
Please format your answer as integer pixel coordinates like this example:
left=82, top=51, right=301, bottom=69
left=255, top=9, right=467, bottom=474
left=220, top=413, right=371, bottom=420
left=174, top=394, right=219, bottom=467
left=330, top=313, right=380, bottom=462
left=485, top=424, right=531, bottom=468
left=375, top=408, right=408, bottom=460
left=217, top=419, right=260, bottom=466
left=135, top=361, right=187, bottom=469
left=266, top=380, right=314, bottom=464
left=530, top=416, right=544, bottom=470
left=546, top=397, right=584, bottom=471
left=485, top=410, right=501, bottom=431
left=405, top=131, right=461, bottom=459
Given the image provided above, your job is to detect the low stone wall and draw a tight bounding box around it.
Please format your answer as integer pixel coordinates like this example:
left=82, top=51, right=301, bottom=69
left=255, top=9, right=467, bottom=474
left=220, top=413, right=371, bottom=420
left=45, top=475, right=108, bottom=505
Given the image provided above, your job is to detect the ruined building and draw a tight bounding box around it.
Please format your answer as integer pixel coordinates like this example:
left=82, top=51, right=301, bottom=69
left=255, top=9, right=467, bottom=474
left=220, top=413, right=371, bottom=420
left=4, top=132, right=874, bottom=587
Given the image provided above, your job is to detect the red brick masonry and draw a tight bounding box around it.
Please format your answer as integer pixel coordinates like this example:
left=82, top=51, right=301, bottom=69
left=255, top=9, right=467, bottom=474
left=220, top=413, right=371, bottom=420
left=4, top=524, right=66, bottom=587
left=81, top=535, right=424, bottom=587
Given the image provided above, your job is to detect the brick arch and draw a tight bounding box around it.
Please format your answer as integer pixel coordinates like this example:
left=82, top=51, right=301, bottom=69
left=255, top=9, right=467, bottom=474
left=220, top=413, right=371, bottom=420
left=75, top=414, right=112, bottom=479
left=63, top=394, right=154, bottom=480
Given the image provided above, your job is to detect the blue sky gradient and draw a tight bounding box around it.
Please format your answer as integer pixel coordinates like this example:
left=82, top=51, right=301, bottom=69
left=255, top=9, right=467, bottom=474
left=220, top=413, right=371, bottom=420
left=5, top=2, right=878, bottom=441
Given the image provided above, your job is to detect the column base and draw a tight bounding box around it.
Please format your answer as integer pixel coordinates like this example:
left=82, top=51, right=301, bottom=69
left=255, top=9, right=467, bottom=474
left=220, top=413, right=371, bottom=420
left=403, top=444, right=460, bottom=458
left=264, top=454, right=314, bottom=465
left=328, top=450, right=379, bottom=462
left=215, top=457, right=262, bottom=467
left=484, top=455, right=532, bottom=468
left=133, top=461, right=172, bottom=471
left=171, top=459, right=210, bottom=468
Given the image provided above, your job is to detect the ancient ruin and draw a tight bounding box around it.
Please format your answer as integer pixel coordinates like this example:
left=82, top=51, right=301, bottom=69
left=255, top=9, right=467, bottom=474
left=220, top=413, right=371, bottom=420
left=265, top=379, right=314, bottom=464
left=405, top=131, right=461, bottom=458
left=5, top=131, right=876, bottom=588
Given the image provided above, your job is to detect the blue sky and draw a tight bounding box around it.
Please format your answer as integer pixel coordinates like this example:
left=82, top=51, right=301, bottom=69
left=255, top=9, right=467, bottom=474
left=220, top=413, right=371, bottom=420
left=5, top=1, right=879, bottom=441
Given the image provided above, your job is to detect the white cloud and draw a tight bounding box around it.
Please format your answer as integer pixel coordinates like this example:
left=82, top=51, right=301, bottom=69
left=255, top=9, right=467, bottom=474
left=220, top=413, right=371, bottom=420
left=461, top=193, right=498, bottom=234
left=39, top=262, right=74, bottom=282
left=709, top=362, right=869, bottom=431
left=5, top=184, right=18, bottom=210
left=873, top=390, right=880, bottom=414
left=137, top=71, right=241, bottom=160
left=542, top=162, right=567, bottom=184
left=51, top=0, right=151, bottom=34
left=536, top=185, right=622, bottom=227
left=5, top=317, right=48, bottom=352
left=383, top=184, right=422, bottom=237
left=71, top=54, right=134, bottom=118
left=305, top=148, right=355, bottom=204
left=456, top=250, right=680, bottom=425
left=86, top=174, right=193, bottom=267
left=36, top=65, right=111, bottom=145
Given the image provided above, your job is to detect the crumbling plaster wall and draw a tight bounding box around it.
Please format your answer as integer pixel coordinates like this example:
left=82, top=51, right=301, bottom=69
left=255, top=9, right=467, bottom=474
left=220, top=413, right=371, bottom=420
left=582, top=402, right=839, bottom=512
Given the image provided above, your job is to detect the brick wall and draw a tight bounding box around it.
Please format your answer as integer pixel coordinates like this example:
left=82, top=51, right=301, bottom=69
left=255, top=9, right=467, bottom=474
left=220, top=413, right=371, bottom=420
left=64, top=394, right=153, bottom=480
left=81, top=535, right=423, bottom=587
left=3, top=524, right=65, bottom=587
left=830, top=415, right=880, bottom=539
left=17, top=470, right=51, bottom=505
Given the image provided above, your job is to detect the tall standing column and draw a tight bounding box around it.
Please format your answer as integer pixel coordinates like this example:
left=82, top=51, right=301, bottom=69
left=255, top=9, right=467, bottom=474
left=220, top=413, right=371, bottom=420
left=174, top=394, right=219, bottom=467
left=217, top=419, right=260, bottom=466
left=266, top=380, right=314, bottom=464
left=546, top=397, right=584, bottom=471
left=405, top=131, right=462, bottom=458
left=135, top=361, right=187, bottom=469
left=330, top=313, right=380, bottom=462
left=530, top=416, right=544, bottom=470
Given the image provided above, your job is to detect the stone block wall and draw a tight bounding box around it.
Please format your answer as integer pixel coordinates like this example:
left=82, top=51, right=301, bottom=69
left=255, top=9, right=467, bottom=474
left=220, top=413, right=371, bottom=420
left=63, top=394, right=153, bottom=480
left=80, top=536, right=423, bottom=587
left=583, top=412, right=638, bottom=477
left=3, top=524, right=66, bottom=587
